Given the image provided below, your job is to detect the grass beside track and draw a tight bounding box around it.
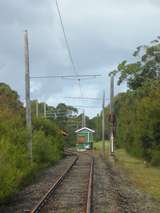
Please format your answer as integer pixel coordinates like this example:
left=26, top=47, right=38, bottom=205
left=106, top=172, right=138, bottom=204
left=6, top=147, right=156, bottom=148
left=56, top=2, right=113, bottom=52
left=115, top=149, right=160, bottom=200
left=93, top=141, right=160, bottom=200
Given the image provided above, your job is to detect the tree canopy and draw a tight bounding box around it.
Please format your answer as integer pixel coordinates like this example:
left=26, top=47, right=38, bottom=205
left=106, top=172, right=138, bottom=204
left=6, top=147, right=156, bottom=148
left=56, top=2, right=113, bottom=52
left=110, top=37, right=160, bottom=90
left=107, top=38, right=160, bottom=166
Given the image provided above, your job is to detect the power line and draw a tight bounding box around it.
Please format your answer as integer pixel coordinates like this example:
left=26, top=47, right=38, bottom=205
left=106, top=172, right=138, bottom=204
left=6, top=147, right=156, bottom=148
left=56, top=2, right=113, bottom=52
left=65, top=97, right=109, bottom=101
left=30, top=74, right=101, bottom=79
left=55, top=0, right=77, bottom=76
left=73, top=105, right=102, bottom=109
left=55, top=0, right=83, bottom=97
left=63, top=76, right=101, bottom=81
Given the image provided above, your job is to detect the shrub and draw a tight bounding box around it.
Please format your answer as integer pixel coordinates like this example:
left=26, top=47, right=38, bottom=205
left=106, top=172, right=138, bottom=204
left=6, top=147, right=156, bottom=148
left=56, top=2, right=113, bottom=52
left=0, top=137, right=30, bottom=203
left=0, top=83, right=64, bottom=203
left=33, top=131, right=62, bottom=164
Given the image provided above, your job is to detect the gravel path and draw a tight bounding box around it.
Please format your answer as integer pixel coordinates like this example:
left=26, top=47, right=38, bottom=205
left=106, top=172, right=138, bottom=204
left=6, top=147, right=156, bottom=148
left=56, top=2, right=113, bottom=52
left=0, top=155, right=76, bottom=213
left=93, top=153, right=160, bottom=213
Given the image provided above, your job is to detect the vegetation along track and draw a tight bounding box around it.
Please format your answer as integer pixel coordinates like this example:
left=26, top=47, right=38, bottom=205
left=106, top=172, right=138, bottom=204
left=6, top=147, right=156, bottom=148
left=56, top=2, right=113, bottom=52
left=31, top=152, right=94, bottom=213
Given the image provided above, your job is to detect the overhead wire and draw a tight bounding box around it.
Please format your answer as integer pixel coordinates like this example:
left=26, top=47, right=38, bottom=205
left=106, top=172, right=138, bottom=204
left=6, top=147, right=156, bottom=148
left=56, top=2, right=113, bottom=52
left=30, top=74, right=101, bottom=79
left=65, top=97, right=109, bottom=101
left=30, top=1, right=102, bottom=115
left=31, top=0, right=103, bottom=118
left=55, top=0, right=83, bottom=97
left=73, top=105, right=102, bottom=109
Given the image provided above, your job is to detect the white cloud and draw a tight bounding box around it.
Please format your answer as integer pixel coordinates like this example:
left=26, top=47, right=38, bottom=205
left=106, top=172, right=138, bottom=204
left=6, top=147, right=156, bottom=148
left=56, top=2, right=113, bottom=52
left=0, top=0, right=160, bottom=117
left=30, top=81, right=42, bottom=94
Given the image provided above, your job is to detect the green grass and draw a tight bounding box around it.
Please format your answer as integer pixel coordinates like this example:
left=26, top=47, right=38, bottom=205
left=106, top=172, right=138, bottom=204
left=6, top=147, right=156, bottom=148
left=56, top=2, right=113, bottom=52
left=100, top=210, right=108, bottom=213
left=93, top=141, right=109, bottom=151
left=115, top=149, right=160, bottom=200
left=94, top=141, right=160, bottom=200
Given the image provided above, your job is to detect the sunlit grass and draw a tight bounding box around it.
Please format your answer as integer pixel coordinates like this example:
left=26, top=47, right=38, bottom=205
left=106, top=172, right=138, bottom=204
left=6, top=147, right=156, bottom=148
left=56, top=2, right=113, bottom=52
left=93, top=141, right=160, bottom=199
left=115, top=149, right=160, bottom=200
left=93, top=141, right=109, bottom=151
left=100, top=209, right=108, bottom=213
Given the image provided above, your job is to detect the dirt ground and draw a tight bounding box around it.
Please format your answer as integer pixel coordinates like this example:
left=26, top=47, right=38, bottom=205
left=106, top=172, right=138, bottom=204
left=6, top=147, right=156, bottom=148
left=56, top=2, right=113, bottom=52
left=93, top=152, right=160, bottom=213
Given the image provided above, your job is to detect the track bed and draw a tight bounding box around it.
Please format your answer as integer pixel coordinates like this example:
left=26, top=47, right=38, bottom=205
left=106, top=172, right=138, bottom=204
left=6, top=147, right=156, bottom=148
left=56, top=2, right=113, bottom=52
left=41, top=153, right=92, bottom=213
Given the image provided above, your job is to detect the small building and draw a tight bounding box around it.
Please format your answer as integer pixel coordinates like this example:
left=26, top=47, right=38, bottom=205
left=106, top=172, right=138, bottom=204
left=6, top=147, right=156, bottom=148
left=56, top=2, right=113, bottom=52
left=75, top=127, right=95, bottom=151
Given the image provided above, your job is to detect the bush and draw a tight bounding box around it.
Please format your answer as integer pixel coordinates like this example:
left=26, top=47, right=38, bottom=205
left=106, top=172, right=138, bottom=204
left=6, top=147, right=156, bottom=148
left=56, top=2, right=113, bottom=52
left=0, top=137, right=30, bottom=203
left=32, top=118, right=64, bottom=164
left=33, top=131, right=63, bottom=164
left=0, top=122, right=64, bottom=203
left=0, top=83, right=64, bottom=203
left=32, top=117, right=58, bottom=136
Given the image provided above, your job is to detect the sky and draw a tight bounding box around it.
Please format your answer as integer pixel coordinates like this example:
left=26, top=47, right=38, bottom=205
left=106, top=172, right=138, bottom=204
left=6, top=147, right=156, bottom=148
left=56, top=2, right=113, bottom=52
left=0, top=0, right=160, bottom=117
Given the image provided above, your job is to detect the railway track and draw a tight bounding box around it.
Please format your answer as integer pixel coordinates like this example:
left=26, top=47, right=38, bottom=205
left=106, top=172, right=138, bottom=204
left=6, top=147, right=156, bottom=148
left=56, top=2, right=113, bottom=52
left=30, top=152, right=94, bottom=213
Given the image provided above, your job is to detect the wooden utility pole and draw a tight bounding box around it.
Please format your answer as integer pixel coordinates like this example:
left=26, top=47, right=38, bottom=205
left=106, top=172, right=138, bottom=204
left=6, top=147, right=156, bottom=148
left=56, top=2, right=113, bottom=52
left=102, top=91, right=105, bottom=157
left=96, top=114, right=99, bottom=140
left=44, top=103, right=47, bottom=118
left=110, top=75, right=114, bottom=154
left=24, top=30, right=32, bottom=163
left=83, top=110, right=86, bottom=127
left=36, top=100, right=39, bottom=118
left=82, top=110, right=86, bottom=127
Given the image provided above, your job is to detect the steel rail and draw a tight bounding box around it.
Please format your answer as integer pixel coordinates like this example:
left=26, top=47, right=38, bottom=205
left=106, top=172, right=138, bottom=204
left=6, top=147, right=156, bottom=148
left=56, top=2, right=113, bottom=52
left=86, top=157, right=94, bottom=213
left=30, top=155, right=78, bottom=213
left=30, top=153, right=94, bottom=213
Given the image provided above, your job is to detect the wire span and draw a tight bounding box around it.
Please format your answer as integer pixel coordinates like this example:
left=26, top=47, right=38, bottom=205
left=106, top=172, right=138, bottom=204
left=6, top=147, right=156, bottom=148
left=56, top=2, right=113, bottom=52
left=55, top=0, right=83, bottom=97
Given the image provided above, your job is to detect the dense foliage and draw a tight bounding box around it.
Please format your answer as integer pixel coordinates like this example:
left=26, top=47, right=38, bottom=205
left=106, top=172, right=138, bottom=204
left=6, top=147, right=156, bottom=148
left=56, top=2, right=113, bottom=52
left=114, top=81, right=160, bottom=165
left=0, top=83, right=64, bottom=203
left=111, top=39, right=160, bottom=166
left=90, top=39, right=160, bottom=166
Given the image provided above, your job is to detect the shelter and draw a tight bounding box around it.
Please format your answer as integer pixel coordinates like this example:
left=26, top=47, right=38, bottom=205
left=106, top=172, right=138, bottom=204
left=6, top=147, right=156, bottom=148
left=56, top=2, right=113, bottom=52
left=75, top=127, right=95, bottom=151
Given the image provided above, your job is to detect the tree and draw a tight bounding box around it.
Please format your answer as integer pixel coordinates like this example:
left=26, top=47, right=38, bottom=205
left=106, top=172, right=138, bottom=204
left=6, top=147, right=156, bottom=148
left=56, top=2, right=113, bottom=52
left=110, top=37, right=160, bottom=90
left=55, top=103, right=78, bottom=130
left=108, top=38, right=160, bottom=165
